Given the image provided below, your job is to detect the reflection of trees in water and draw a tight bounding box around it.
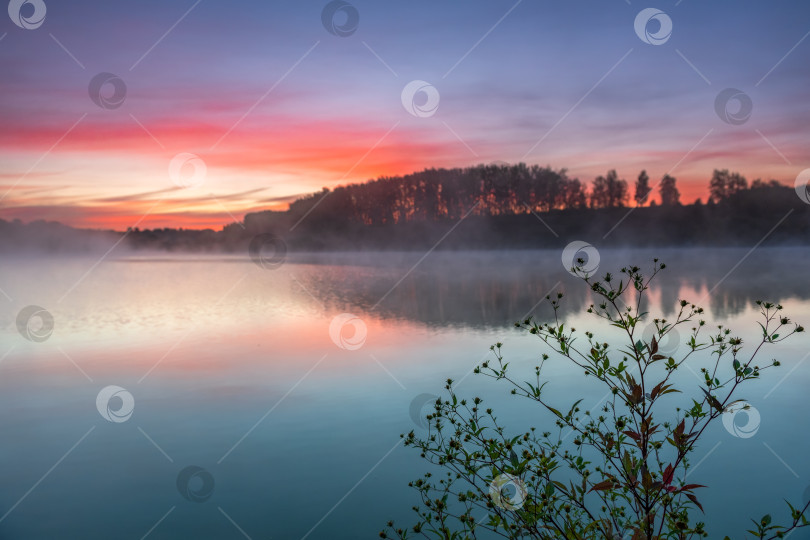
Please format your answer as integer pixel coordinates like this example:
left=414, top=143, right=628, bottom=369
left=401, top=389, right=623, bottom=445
left=291, top=248, right=810, bottom=329
left=670, top=248, right=810, bottom=319
left=294, top=259, right=588, bottom=329
left=658, top=279, right=681, bottom=318
left=708, top=292, right=751, bottom=320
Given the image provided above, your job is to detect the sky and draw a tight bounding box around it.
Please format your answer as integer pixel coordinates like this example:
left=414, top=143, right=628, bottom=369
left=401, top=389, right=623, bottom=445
left=1, top=0, right=809, bottom=230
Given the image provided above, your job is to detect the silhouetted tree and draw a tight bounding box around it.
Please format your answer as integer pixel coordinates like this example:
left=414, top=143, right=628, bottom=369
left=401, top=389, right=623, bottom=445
left=590, top=176, right=608, bottom=209
left=659, top=174, right=680, bottom=206
left=634, top=170, right=651, bottom=207
left=729, top=173, right=749, bottom=193
left=562, top=178, right=588, bottom=209
left=590, top=170, right=629, bottom=208
left=751, top=178, right=782, bottom=189
left=709, top=169, right=748, bottom=203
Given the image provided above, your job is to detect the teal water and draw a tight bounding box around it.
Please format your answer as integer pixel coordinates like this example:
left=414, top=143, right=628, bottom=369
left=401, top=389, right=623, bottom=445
left=0, top=248, right=808, bottom=539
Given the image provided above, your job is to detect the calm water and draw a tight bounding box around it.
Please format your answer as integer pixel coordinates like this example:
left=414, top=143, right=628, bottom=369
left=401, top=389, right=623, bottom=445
left=1, top=248, right=809, bottom=539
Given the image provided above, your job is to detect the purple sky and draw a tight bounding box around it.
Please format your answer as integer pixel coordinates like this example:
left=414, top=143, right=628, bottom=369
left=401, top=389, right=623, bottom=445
left=1, top=0, right=809, bottom=228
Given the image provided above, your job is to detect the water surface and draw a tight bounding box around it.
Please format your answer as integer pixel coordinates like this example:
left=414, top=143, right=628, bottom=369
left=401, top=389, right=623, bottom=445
left=1, top=248, right=809, bottom=539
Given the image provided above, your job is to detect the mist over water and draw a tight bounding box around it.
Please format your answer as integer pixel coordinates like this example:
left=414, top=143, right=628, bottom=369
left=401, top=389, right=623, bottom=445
left=4, top=246, right=809, bottom=337
left=1, top=247, right=809, bottom=538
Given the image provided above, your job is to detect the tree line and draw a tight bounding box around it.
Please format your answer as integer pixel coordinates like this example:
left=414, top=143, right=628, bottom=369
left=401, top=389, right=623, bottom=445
left=3, top=165, right=802, bottom=254
left=278, top=164, right=782, bottom=228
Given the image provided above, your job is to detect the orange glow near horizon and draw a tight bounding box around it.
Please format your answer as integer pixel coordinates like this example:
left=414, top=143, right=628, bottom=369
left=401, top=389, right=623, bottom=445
left=0, top=165, right=794, bottom=231
left=0, top=98, right=802, bottom=231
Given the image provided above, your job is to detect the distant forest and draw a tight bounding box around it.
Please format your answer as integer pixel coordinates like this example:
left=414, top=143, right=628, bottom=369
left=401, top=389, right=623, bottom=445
left=2, top=165, right=809, bottom=253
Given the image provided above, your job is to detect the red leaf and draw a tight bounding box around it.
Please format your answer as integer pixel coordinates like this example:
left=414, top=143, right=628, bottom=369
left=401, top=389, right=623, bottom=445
left=662, top=464, right=674, bottom=486
left=623, top=430, right=641, bottom=441
left=589, top=480, right=615, bottom=492
left=686, top=493, right=704, bottom=512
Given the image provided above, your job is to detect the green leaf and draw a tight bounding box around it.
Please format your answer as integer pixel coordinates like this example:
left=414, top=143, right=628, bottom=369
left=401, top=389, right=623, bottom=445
left=551, top=480, right=567, bottom=493
left=568, top=399, right=584, bottom=418
left=700, top=387, right=724, bottom=413
left=547, top=406, right=563, bottom=419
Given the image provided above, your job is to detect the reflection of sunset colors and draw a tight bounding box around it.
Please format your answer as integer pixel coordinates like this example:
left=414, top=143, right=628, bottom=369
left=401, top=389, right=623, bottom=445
left=7, top=249, right=810, bottom=380
left=1, top=1, right=809, bottom=229
left=6, top=249, right=806, bottom=351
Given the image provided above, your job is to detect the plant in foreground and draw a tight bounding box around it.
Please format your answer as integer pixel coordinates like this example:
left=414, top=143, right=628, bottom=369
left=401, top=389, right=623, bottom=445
left=382, top=259, right=809, bottom=539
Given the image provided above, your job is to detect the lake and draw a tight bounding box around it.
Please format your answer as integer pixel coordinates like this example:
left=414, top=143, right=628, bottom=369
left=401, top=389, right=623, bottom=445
left=1, top=247, right=809, bottom=539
